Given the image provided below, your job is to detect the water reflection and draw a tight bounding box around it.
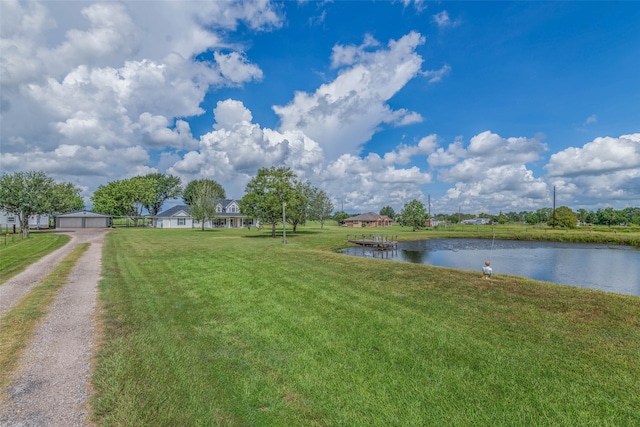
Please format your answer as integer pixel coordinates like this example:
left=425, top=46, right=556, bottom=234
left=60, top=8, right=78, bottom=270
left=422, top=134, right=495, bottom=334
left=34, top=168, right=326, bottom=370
left=340, top=239, right=640, bottom=297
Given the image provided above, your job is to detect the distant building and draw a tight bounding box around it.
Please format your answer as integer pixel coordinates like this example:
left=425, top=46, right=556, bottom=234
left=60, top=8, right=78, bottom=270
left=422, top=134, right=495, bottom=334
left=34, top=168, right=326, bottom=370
left=427, top=218, right=439, bottom=227
left=461, top=217, right=491, bottom=225
left=343, top=212, right=393, bottom=227
left=0, top=211, right=50, bottom=229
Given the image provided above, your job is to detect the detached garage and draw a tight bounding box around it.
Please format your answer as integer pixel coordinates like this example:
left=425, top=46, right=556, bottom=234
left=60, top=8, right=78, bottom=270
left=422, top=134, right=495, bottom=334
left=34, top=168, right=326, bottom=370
left=55, top=210, right=113, bottom=229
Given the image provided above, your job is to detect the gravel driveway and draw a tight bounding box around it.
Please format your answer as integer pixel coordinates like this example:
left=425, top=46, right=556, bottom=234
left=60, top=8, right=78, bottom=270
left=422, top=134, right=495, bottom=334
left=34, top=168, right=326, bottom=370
left=0, top=229, right=108, bottom=427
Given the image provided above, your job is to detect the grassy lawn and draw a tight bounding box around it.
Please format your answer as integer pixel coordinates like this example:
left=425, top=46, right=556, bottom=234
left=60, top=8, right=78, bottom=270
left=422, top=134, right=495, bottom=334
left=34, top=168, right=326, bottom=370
left=0, top=232, right=71, bottom=285
left=92, top=226, right=640, bottom=426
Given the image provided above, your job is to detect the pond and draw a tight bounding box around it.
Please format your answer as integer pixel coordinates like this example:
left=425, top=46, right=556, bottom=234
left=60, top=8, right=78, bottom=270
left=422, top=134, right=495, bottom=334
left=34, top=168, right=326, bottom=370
left=340, top=238, right=640, bottom=297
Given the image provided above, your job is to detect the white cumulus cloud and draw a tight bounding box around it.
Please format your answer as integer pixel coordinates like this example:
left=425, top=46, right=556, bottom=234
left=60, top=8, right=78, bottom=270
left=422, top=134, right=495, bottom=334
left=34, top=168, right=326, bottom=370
left=273, top=31, right=427, bottom=160
left=545, top=134, right=640, bottom=205
left=169, top=99, right=434, bottom=211
left=0, top=0, right=283, bottom=195
left=432, top=131, right=549, bottom=212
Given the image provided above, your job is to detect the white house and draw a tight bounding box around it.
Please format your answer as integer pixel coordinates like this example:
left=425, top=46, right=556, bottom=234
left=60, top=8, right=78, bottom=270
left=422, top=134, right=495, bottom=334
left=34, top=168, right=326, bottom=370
left=155, top=205, right=193, bottom=229
left=0, top=211, right=18, bottom=231
left=0, top=211, right=50, bottom=230
left=155, top=200, right=253, bottom=229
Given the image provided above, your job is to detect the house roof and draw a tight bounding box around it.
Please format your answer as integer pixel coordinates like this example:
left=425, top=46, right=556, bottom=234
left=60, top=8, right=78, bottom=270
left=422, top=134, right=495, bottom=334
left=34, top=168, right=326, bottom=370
left=55, top=210, right=112, bottom=218
left=157, top=201, right=245, bottom=218
left=344, top=212, right=391, bottom=222
left=157, top=205, right=190, bottom=217
left=216, top=199, right=238, bottom=208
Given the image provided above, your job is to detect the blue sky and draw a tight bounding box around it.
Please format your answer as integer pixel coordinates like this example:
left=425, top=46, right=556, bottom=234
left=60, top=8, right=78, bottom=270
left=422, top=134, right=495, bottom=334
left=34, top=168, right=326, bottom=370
left=1, top=1, right=639, bottom=215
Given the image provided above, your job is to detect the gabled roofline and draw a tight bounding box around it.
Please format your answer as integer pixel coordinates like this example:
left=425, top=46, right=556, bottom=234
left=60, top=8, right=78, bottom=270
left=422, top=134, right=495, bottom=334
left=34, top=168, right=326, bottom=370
left=55, top=210, right=112, bottom=218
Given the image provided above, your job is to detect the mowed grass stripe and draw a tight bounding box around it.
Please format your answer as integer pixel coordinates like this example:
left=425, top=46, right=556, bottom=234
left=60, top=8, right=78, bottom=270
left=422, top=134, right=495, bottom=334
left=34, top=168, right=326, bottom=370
left=0, top=242, right=89, bottom=394
left=93, top=228, right=640, bottom=426
left=0, top=233, right=71, bottom=284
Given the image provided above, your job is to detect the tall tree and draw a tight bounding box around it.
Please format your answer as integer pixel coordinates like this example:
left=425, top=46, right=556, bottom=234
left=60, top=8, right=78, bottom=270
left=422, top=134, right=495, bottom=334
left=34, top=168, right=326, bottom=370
left=143, top=173, right=182, bottom=216
left=91, top=177, right=155, bottom=225
left=623, top=207, right=640, bottom=226
left=286, top=181, right=311, bottom=233
left=186, top=179, right=224, bottom=231
left=577, top=208, right=589, bottom=225
left=183, top=179, right=226, bottom=206
left=379, top=205, right=395, bottom=220
left=308, top=188, right=334, bottom=229
left=0, top=171, right=56, bottom=236
left=333, top=211, right=350, bottom=223
left=240, top=167, right=298, bottom=238
left=552, top=206, right=578, bottom=228
left=47, top=182, right=85, bottom=227
left=595, top=207, right=625, bottom=227
left=400, top=199, right=428, bottom=231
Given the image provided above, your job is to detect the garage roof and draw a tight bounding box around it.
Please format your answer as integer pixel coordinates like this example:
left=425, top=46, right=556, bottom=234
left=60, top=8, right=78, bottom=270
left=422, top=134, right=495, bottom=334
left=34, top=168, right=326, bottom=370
left=56, top=210, right=112, bottom=218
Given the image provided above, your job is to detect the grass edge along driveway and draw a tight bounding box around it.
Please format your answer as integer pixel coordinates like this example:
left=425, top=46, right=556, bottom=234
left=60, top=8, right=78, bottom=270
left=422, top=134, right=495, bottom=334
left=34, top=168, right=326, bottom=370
left=92, top=227, right=640, bottom=426
left=0, top=233, right=71, bottom=285
left=0, top=243, right=89, bottom=395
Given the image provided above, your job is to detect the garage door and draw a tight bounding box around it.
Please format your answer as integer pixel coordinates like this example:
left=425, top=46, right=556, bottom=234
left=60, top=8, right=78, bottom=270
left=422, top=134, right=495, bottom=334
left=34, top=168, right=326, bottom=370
left=85, top=218, right=107, bottom=228
left=59, top=217, right=83, bottom=228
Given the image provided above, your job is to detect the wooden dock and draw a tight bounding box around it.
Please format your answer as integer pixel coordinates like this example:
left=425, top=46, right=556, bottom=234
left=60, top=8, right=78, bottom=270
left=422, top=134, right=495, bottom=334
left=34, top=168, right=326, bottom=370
left=347, top=234, right=398, bottom=250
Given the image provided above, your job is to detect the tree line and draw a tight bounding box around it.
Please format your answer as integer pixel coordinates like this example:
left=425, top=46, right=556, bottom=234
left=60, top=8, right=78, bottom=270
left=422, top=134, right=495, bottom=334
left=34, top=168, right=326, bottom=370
left=0, top=168, right=334, bottom=238
left=427, top=206, right=640, bottom=228
left=0, top=171, right=84, bottom=236
left=342, top=201, right=640, bottom=232
left=2, top=170, right=637, bottom=237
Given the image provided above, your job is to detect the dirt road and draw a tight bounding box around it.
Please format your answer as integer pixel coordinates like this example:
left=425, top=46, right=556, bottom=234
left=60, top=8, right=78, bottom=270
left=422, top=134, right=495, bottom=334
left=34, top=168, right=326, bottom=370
left=0, top=229, right=108, bottom=427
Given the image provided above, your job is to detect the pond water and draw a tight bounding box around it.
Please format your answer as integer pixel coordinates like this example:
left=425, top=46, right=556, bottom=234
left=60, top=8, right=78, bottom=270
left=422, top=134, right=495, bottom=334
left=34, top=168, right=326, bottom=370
left=340, top=239, right=640, bottom=297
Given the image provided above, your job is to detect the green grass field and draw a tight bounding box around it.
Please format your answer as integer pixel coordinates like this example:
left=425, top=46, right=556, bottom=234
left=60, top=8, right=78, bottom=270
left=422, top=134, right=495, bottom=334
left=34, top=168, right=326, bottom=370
left=0, top=232, right=71, bottom=284
left=91, top=225, right=640, bottom=426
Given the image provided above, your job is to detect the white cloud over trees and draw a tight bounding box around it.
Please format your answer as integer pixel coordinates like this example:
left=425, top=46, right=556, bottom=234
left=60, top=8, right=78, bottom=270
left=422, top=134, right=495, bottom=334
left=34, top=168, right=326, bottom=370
left=545, top=134, right=640, bottom=206
left=1, top=0, right=281, bottom=197
left=0, top=1, right=636, bottom=214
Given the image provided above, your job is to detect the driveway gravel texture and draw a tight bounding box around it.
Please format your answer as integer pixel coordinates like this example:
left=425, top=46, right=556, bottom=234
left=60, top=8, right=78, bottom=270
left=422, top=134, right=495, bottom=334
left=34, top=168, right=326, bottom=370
left=0, top=229, right=108, bottom=427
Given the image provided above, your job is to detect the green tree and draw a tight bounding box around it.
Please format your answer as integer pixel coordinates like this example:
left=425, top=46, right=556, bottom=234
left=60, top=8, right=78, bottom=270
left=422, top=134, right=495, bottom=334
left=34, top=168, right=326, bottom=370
left=525, top=211, right=540, bottom=224
left=0, top=171, right=56, bottom=236
left=143, top=173, right=182, bottom=216
left=622, top=207, right=640, bottom=226
left=400, top=199, right=428, bottom=231
left=527, top=208, right=552, bottom=225
left=286, top=181, right=311, bottom=233
left=333, top=211, right=350, bottom=223
left=308, top=188, right=334, bottom=229
left=497, top=211, right=507, bottom=224
left=186, top=180, right=224, bottom=231
left=50, top=182, right=85, bottom=213
left=505, top=211, right=522, bottom=223
left=552, top=206, right=578, bottom=228
left=595, top=207, right=625, bottom=227
left=380, top=205, right=395, bottom=220
left=239, top=167, right=299, bottom=238
left=46, top=182, right=85, bottom=227
left=577, top=208, right=589, bottom=225
left=91, top=177, right=155, bottom=225
left=183, top=179, right=225, bottom=206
